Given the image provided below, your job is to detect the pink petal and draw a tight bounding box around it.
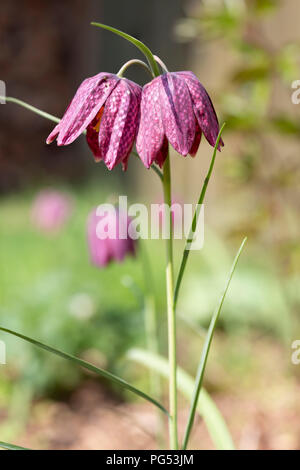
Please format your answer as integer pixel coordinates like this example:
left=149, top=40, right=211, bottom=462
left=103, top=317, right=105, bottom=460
left=97, top=80, right=129, bottom=170
left=136, top=78, right=165, bottom=169
left=102, top=80, right=141, bottom=170
left=86, top=109, right=104, bottom=162
left=154, top=136, right=168, bottom=168
left=159, top=73, right=195, bottom=156
left=108, top=211, right=134, bottom=262
left=87, top=210, right=111, bottom=268
left=54, top=73, right=119, bottom=146
left=46, top=123, right=61, bottom=145
left=179, top=71, right=224, bottom=150
left=189, top=120, right=202, bottom=157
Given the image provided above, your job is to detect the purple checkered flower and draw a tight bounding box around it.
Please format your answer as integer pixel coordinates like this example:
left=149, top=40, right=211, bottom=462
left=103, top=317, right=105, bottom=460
left=136, top=71, right=224, bottom=168
left=47, top=73, right=141, bottom=170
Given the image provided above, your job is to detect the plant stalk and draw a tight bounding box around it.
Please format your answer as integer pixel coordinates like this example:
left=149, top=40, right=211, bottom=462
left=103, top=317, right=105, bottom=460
left=162, top=153, right=178, bottom=449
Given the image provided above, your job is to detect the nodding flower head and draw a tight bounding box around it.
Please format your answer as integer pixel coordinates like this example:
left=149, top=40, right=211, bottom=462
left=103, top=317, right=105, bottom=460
left=47, top=73, right=142, bottom=171
left=87, top=207, right=136, bottom=269
left=136, top=71, right=224, bottom=168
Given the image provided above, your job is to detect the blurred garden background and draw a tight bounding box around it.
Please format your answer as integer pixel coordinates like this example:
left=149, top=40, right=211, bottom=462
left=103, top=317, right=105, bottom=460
left=0, top=0, right=300, bottom=450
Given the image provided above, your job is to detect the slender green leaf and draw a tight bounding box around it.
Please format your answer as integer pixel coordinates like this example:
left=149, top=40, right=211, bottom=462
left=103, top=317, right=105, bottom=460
left=182, top=237, right=247, bottom=449
left=174, top=123, right=226, bottom=309
left=0, top=326, right=168, bottom=416
left=1, top=97, right=88, bottom=135
left=91, top=23, right=160, bottom=77
left=0, top=441, right=29, bottom=450
left=127, top=348, right=235, bottom=450
left=0, top=97, right=60, bottom=124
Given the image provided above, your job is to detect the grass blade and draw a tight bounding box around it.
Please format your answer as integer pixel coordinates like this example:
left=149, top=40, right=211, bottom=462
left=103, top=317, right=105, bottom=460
left=91, top=23, right=160, bottom=77
left=0, top=441, right=29, bottom=450
left=182, top=237, right=247, bottom=449
left=174, top=123, right=226, bottom=309
left=127, top=348, right=235, bottom=450
left=0, top=326, right=168, bottom=416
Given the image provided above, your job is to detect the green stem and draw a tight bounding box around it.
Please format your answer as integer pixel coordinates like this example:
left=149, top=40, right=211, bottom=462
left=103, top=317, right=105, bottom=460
left=131, top=150, right=163, bottom=181
left=140, top=243, right=164, bottom=446
left=117, top=59, right=152, bottom=78
left=0, top=96, right=60, bottom=124
left=154, top=55, right=169, bottom=74
left=162, top=153, right=178, bottom=449
left=91, top=22, right=160, bottom=78
left=173, top=123, right=226, bottom=310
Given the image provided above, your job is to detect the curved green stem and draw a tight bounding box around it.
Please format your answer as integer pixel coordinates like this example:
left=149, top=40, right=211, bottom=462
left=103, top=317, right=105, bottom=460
left=154, top=55, right=169, bottom=74
left=91, top=23, right=161, bottom=78
left=1, top=96, right=88, bottom=136
left=117, top=59, right=152, bottom=78
left=174, top=123, right=226, bottom=309
left=162, top=152, right=178, bottom=449
left=131, top=150, right=163, bottom=181
left=0, top=96, right=60, bottom=124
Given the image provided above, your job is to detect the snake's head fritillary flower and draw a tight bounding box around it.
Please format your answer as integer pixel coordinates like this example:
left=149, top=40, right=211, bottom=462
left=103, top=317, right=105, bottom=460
left=136, top=71, right=223, bottom=168
left=31, top=190, right=73, bottom=234
left=87, top=207, right=136, bottom=269
left=47, top=73, right=142, bottom=171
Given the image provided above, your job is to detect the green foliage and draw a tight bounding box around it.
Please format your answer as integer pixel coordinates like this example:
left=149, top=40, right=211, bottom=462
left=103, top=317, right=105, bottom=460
left=0, top=187, right=147, bottom=397
left=175, top=0, right=300, bottom=286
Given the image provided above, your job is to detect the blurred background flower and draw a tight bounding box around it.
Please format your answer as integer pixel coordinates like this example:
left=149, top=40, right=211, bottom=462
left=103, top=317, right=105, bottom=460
left=87, top=206, right=136, bottom=268
left=31, top=189, right=73, bottom=234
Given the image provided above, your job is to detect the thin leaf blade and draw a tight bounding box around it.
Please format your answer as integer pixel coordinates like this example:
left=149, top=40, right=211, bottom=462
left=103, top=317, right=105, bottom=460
left=127, top=348, right=235, bottom=450
left=182, top=237, right=247, bottom=449
left=91, top=23, right=160, bottom=77
left=1, top=97, right=60, bottom=124
left=174, top=123, right=226, bottom=309
left=0, top=441, right=29, bottom=450
left=0, top=326, right=168, bottom=416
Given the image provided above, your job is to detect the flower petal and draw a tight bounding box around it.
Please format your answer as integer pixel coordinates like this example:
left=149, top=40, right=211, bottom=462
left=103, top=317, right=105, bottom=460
left=179, top=71, right=224, bottom=150
left=154, top=136, right=168, bottom=168
left=85, top=108, right=105, bottom=161
left=189, top=120, right=202, bottom=157
left=54, top=73, right=119, bottom=146
left=87, top=210, right=111, bottom=268
left=46, top=123, right=61, bottom=145
left=159, top=73, right=195, bottom=156
left=98, top=80, right=140, bottom=170
left=136, top=79, right=165, bottom=169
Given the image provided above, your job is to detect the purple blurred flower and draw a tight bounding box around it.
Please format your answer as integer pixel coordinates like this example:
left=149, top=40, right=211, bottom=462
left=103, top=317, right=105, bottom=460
left=47, top=73, right=142, bottom=170
left=31, top=190, right=73, bottom=234
left=136, top=71, right=224, bottom=168
left=87, top=207, right=136, bottom=268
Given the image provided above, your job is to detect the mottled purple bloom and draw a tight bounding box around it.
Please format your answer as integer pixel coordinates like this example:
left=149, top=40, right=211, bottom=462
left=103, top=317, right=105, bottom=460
left=87, top=207, right=136, bottom=268
left=47, top=73, right=142, bottom=170
left=31, top=190, right=73, bottom=234
left=136, top=72, right=223, bottom=168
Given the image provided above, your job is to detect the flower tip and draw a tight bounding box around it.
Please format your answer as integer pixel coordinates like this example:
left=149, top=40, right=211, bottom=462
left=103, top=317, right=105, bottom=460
left=46, top=136, right=55, bottom=145
left=218, top=138, right=225, bottom=151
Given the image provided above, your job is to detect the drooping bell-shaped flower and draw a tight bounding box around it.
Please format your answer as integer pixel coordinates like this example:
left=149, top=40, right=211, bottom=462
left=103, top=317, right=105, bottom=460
left=31, top=190, right=73, bottom=234
left=136, top=71, right=223, bottom=168
left=87, top=207, right=136, bottom=268
left=47, top=73, right=142, bottom=170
